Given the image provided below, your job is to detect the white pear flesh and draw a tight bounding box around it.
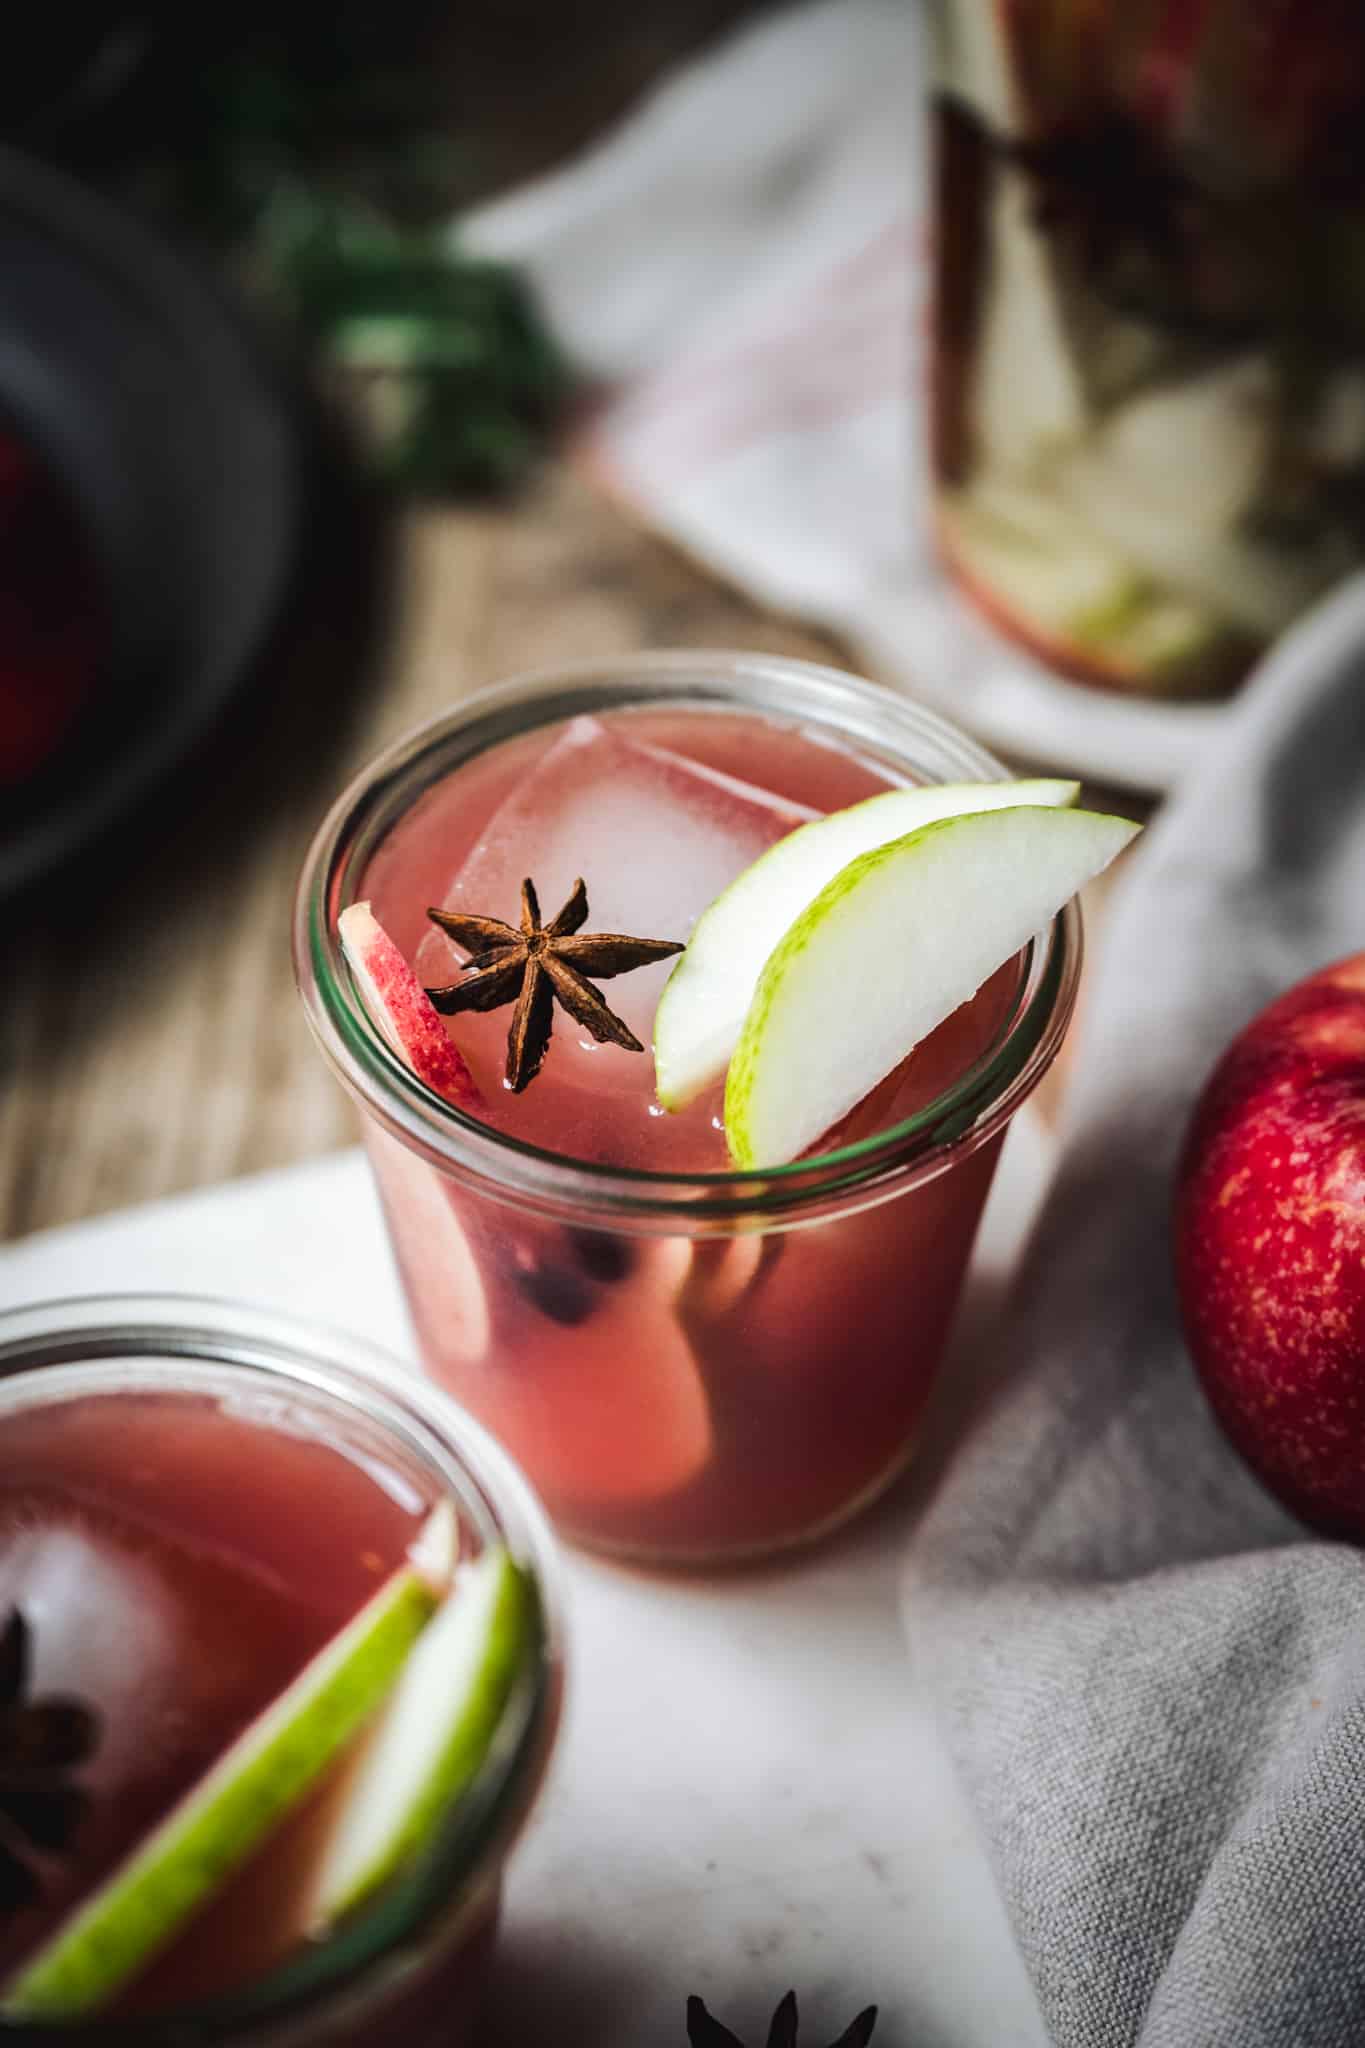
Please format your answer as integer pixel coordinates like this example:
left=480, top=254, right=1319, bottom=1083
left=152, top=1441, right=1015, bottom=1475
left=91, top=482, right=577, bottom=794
left=653, top=778, right=1078, bottom=1110
left=1, top=1516, right=454, bottom=2021
left=724, top=806, right=1139, bottom=1169
left=307, top=1545, right=538, bottom=1929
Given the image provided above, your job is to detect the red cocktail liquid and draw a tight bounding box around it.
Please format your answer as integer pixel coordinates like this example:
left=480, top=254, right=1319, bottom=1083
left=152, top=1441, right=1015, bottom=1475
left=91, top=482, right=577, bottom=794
left=358, top=704, right=1022, bottom=1560
left=0, top=1381, right=498, bottom=2043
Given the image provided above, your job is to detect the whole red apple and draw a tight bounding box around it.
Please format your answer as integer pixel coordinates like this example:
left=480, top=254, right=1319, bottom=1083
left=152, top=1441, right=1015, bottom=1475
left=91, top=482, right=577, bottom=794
left=1174, top=952, right=1365, bottom=1539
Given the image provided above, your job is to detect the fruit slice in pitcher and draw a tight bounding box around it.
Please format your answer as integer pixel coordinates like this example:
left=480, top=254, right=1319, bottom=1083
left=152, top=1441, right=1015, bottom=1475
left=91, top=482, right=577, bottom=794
left=725, top=805, right=1139, bottom=1168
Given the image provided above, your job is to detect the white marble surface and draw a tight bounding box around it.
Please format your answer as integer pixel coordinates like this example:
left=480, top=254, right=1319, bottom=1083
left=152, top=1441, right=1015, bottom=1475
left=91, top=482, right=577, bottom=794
left=1, top=1123, right=1055, bottom=2047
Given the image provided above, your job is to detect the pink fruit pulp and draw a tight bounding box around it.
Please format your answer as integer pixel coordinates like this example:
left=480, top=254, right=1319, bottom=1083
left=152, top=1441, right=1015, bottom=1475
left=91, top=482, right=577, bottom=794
left=1175, top=953, right=1365, bottom=1538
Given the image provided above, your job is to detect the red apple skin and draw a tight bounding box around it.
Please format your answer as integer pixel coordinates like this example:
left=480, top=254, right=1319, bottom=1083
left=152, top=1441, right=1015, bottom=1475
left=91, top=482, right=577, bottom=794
left=1174, top=953, right=1365, bottom=1538
left=338, top=902, right=482, bottom=1111
left=932, top=511, right=1249, bottom=702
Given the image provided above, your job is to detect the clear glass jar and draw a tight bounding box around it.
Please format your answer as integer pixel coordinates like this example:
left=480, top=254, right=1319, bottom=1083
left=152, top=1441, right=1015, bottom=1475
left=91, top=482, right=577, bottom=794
left=295, top=651, right=1080, bottom=1564
left=928, top=0, right=1365, bottom=698
left=0, top=1295, right=562, bottom=2047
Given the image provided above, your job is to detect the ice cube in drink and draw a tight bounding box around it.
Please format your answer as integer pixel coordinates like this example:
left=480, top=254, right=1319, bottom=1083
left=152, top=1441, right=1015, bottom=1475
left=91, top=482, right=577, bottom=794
left=411, top=713, right=816, bottom=1131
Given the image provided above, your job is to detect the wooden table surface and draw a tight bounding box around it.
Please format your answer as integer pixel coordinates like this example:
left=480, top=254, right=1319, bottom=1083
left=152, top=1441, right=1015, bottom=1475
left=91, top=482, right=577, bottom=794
left=2, top=464, right=1144, bottom=1243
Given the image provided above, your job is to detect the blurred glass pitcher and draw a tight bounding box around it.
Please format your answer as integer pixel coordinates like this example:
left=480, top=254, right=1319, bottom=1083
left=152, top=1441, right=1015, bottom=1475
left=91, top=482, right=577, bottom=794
left=926, top=0, right=1365, bottom=699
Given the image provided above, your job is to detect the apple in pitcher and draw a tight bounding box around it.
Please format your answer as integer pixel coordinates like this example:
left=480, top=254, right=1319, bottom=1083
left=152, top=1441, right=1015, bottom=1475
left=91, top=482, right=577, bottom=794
left=1174, top=954, right=1365, bottom=1538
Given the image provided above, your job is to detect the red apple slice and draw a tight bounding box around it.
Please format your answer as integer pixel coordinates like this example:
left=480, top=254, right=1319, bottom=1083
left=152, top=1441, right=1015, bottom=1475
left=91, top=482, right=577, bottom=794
left=364, top=1130, right=491, bottom=1366
left=365, top=1135, right=713, bottom=1503
left=461, top=1233, right=715, bottom=1512
left=339, top=902, right=481, bottom=1109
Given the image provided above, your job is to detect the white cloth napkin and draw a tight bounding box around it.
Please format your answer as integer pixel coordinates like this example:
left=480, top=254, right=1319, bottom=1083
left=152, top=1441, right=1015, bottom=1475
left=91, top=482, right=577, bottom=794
left=459, top=0, right=1223, bottom=791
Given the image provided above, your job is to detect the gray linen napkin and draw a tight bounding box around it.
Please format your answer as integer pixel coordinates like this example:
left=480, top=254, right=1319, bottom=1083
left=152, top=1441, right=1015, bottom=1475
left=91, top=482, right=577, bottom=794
left=904, top=577, right=1365, bottom=2048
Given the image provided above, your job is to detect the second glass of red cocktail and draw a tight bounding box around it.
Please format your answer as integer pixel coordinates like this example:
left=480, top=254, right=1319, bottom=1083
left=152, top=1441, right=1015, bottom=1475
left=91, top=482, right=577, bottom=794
left=0, top=1295, right=561, bottom=2046
left=296, top=653, right=1085, bottom=1564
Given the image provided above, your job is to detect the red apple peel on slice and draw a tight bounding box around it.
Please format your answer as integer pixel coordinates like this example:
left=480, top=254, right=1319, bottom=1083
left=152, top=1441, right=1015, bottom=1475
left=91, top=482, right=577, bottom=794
left=339, top=903, right=481, bottom=1109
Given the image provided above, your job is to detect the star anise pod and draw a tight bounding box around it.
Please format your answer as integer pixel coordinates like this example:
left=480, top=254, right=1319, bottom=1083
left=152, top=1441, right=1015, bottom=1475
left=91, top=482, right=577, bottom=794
left=687, top=1989, right=878, bottom=2048
left=425, top=876, right=683, bottom=1093
left=1008, top=106, right=1200, bottom=295
left=0, top=1609, right=99, bottom=1916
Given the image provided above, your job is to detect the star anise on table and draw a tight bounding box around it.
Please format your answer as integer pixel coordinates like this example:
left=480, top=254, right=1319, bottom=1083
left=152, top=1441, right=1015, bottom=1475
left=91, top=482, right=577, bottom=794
left=425, top=876, right=683, bottom=1093
left=687, top=1989, right=878, bottom=2048
left=0, top=1609, right=99, bottom=1916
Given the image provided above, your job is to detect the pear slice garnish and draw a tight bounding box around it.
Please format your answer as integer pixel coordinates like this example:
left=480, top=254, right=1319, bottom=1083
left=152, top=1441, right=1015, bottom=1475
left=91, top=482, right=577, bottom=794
left=306, top=1545, right=539, bottom=1929
left=724, top=805, right=1138, bottom=1169
left=654, top=778, right=1078, bottom=1111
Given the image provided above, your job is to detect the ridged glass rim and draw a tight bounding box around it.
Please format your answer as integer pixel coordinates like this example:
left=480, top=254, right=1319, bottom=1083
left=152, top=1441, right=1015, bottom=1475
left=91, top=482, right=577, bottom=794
left=0, top=1293, right=564, bottom=2045
left=294, top=651, right=1081, bottom=1230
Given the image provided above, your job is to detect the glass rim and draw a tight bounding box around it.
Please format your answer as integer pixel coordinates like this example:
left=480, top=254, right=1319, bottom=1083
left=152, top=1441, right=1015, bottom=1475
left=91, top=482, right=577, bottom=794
left=294, top=650, right=1081, bottom=1230
left=0, top=1293, right=564, bottom=2045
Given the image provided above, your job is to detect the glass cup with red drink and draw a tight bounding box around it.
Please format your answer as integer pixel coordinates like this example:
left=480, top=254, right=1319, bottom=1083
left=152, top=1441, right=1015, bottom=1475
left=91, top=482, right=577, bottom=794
left=0, top=1296, right=561, bottom=2046
left=296, top=652, right=1135, bottom=1565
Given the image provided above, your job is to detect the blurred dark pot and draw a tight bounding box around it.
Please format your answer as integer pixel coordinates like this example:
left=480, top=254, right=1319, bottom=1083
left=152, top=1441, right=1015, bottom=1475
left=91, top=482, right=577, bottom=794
left=0, top=147, right=315, bottom=897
